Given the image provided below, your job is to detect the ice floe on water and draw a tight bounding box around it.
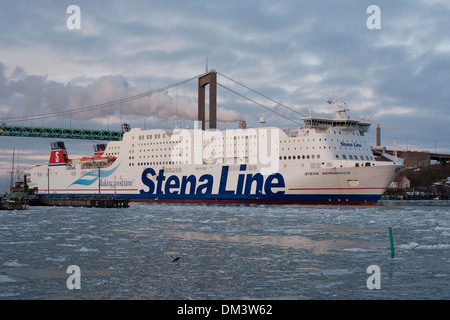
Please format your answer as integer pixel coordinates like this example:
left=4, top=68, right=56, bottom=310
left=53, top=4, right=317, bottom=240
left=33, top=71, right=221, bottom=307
left=399, top=242, right=450, bottom=250
left=1, top=201, right=449, bottom=299
left=309, top=269, right=353, bottom=276
left=0, top=275, right=17, bottom=283
left=3, top=261, right=27, bottom=268
left=75, top=247, right=100, bottom=253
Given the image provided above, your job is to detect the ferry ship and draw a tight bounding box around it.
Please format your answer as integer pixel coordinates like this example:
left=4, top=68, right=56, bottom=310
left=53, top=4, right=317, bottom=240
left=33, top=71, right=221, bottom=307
left=24, top=72, right=402, bottom=205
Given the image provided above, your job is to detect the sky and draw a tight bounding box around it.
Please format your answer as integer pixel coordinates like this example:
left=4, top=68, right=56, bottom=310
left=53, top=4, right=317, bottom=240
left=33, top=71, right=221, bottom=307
left=1, top=0, right=450, bottom=192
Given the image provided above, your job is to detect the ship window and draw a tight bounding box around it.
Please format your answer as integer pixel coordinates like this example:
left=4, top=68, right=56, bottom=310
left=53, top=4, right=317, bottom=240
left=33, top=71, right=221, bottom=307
left=317, top=154, right=320, bottom=159
left=343, top=155, right=347, bottom=159
left=349, top=155, right=354, bottom=160
left=336, top=155, right=339, bottom=159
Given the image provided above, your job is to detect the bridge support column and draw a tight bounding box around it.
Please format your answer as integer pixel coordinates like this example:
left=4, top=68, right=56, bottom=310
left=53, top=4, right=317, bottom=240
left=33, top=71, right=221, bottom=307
left=198, top=71, right=217, bottom=130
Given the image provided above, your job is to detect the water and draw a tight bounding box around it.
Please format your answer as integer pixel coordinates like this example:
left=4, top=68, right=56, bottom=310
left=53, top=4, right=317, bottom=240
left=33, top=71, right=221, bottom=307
left=1, top=200, right=449, bottom=300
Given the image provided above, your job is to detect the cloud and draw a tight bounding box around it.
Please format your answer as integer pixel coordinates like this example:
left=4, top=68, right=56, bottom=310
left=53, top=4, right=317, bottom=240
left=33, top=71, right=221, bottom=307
left=0, top=62, right=242, bottom=128
left=0, top=0, right=450, bottom=163
left=374, top=106, right=416, bottom=117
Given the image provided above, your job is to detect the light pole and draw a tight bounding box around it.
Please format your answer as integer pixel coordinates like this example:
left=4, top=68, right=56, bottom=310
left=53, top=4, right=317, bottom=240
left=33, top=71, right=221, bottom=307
left=98, top=165, right=101, bottom=198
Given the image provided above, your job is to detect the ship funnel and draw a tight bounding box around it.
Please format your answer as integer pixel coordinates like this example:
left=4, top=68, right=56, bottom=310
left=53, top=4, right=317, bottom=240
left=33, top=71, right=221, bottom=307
left=49, top=141, right=69, bottom=166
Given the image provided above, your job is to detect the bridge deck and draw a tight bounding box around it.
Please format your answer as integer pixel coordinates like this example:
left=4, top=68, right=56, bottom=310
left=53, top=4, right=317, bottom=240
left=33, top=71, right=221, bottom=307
left=0, top=125, right=123, bottom=141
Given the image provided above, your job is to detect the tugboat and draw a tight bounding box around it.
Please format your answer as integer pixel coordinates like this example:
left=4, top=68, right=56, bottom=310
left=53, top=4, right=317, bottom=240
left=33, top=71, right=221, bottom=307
left=1, top=149, right=29, bottom=210
left=1, top=180, right=30, bottom=210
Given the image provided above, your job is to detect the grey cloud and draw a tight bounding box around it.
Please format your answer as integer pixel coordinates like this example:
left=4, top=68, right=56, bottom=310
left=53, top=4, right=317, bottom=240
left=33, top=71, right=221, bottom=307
left=1, top=0, right=450, bottom=152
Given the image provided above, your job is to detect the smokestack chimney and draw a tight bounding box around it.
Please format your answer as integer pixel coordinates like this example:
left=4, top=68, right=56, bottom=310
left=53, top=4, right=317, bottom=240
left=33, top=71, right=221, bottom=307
left=376, top=124, right=381, bottom=146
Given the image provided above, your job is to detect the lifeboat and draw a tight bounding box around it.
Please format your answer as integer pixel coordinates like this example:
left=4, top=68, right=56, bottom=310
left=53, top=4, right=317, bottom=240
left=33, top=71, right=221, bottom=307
left=81, top=144, right=116, bottom=165
left=80, top=157, right=94, bottom=165
left=93, top=155, right=117, bottom=164
left=93, top=156, right=109, bottom=164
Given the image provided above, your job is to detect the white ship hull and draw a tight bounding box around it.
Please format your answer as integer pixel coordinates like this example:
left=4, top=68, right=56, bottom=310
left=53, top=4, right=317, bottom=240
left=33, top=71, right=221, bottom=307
left=25, top=125, right=402, bottom=205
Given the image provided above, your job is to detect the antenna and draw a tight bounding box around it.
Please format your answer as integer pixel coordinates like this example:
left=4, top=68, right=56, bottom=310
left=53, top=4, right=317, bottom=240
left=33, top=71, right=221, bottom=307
left=205, top=57, right=208, bottom=73
left=329, top=96, right=349, bottom=119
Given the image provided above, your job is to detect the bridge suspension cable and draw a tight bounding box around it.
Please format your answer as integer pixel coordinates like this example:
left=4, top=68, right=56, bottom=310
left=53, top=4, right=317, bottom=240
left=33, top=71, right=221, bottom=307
left=0, top=74, right=202, bottom=124
left=217, top=83, right=302, bottom=126
left=1, top=71, right=305, bottom=127
left=217, top=72, right=307, bottom=118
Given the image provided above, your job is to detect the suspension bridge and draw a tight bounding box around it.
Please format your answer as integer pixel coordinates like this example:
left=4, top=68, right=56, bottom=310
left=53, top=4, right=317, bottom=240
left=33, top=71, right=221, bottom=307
left=0, top=71, right=305, bottom=141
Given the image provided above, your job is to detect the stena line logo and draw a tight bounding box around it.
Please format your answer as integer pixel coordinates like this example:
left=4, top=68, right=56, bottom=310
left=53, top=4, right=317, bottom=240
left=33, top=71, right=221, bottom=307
left=139, top=165, right=285, bottom=196
left=340, top=141, right=362, bottom=148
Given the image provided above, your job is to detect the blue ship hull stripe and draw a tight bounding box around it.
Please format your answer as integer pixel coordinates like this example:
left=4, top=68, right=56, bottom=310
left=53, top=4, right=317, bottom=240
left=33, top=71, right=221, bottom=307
left=37, top=192, right=381, bottom=204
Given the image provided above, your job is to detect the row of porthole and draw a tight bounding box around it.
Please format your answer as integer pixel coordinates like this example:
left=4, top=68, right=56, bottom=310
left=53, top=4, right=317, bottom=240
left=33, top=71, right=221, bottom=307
left=129, top=161, right=181, bottom=166
left=280, top=154, right=321, bottom=160
left=279, top=154, right=375, bottom=161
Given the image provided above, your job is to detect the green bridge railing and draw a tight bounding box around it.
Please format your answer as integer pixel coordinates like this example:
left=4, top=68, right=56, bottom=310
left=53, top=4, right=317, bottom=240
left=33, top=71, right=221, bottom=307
left=0, top=125, right=124, bottom=141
